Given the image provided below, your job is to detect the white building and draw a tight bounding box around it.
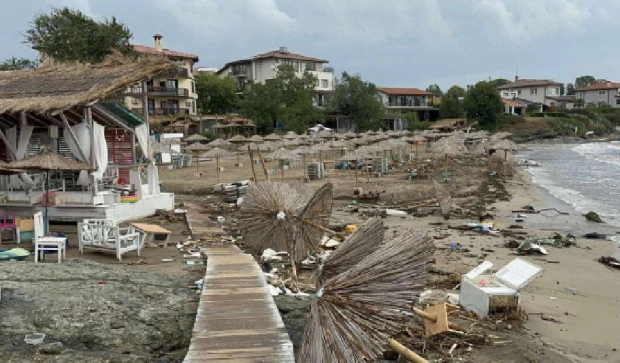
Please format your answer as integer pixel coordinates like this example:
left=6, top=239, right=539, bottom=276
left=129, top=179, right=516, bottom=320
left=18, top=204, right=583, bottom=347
left=217, top=47, right=335, bottom=106
left=497, top=77, right=563, bottom=108
left=574, top=81, right=620, bottom=108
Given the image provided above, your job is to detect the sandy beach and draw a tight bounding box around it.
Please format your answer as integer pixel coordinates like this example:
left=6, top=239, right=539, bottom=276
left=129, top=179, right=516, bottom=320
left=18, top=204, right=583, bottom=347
left=158, top=149, right=620, bottom=362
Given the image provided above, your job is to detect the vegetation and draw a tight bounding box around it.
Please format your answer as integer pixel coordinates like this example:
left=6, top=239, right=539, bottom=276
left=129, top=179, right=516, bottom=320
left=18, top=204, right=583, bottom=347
left=239, top=64, right=323, bottom=134
left=463, top=81, right=503, bottom=127
left=439, top=85, right=466, bottom=119
left=328, top=72, right=385, bottom=131
left=573, top=75, right=598, bottom=89
left=404, top=113, right=431, bottom=130
left=195, top=73, right=238, bottom=114
left=0, top=57, right=37, bottom=70
left=24, top=7, right=133, bottom=64
left=488, top=78, right=511, bottom=88
left=425, top=84, right=442, bottom=97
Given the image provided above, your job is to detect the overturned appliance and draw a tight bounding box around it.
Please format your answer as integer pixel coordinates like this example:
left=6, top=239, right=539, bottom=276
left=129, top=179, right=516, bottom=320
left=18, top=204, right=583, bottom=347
left=460, top=258, right=542, bottom=318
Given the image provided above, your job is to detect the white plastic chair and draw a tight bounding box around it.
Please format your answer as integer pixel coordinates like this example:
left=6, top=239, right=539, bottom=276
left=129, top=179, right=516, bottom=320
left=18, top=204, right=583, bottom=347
left=33, top=212, right=66, bottom=263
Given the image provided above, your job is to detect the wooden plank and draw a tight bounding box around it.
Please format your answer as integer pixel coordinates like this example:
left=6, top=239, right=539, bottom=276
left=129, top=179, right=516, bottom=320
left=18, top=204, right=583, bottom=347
left=130, top=222, right=172, bottom=234
left=183, top=202, right=295, bottom=363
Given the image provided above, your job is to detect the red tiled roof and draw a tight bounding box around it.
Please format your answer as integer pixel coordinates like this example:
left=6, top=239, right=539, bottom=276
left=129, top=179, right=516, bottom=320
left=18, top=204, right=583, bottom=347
left=132, top=45, right=199, bottom=62
left=497, top=79, right=562, bottom=89
left=545, top=96, right=576, bottom=102
left=502, top=99, right=526, bottom=108
left=574, top=81, right=620, bottom=91
left=376, top=87, right=433, bottom=96
left=252, top=50, right=328, bottom=63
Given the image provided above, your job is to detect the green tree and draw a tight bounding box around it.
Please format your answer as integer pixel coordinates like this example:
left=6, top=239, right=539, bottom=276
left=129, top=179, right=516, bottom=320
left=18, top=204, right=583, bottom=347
left=439, top=85, right=466, bottom=119
left=195, top=73, right=238, bottom=114
left=425, top=84, right=443, bottom=97
left=566, top=83, right=575, bottom=95
left=329, top=72, right=385, bottom=131
left=24, top=7, right=133, bottom=64
left=574, top=75, right=597, bottom=89
left=239, top=65, right=323, bottom=133
left=574, top=98, right=585, bottom=108
left=488, top=78, right=511, bottom=88
left=0, top=57, right=37, bottom=70
left=463, top=81, right=503, bottom=126
left=525, top=104, right=539, bottom=115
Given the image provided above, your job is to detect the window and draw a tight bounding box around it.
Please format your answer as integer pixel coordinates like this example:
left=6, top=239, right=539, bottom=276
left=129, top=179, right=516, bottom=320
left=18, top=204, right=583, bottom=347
left=315, top=79, right=320, bottom=88
left=166, top=79, right=178, bottom=89
left=549, top=87, right=558, bottom=95
left=321, top=79, right=328, bottom=88
left=616, top=99, right=620, bottom=105
left=599, top=90, right=607, bottom=95
left=517, top=89, right=521, bottom=95
left=530, top=88, right=537, bottom=95
left=275, top=59, right=280, bottom=64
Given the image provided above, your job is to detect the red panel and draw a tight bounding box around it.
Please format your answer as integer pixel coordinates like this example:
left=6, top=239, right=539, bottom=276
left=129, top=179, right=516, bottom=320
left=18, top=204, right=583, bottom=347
left=105, top=129, right=134, bottom=181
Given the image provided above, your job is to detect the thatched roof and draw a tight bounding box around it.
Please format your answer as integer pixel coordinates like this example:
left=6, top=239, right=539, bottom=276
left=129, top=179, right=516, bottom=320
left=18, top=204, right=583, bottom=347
left=0, top=57, right=172, bottom=114
left=7, top=149, right=91, bottom=171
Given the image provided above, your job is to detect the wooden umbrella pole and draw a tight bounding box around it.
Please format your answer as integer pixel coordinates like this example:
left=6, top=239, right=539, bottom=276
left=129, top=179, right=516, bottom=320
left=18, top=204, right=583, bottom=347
left=302, top=219, right=345, bottom=241
left=248, top=146, right=257, bottom=182
left=216, top=157, right=220, bottom=184
left=387, top=339, right=428, bottom=363
left=281, top=162, right=284, bottom=181
left=355, top=160, right=359, bottom=188
left=365, top=158, right=370, bottom=183
left=257, top=150, right=269, bottom=180
left=303, top=154, right=307, bottom=179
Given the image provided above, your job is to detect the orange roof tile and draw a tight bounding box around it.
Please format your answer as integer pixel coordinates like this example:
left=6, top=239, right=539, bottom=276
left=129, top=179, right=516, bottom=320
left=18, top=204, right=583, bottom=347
left=252, top=50, right=327, bottom=63
left=376, top=87, right=433, bottom=96
left=574, top=81, right=620, bottom=91
left=497, top=79, right=562, bottom=89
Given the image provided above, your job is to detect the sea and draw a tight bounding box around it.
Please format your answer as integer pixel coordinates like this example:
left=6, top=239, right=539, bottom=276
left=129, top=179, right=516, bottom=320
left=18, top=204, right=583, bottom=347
left=521, top=141, right=620, bottom=231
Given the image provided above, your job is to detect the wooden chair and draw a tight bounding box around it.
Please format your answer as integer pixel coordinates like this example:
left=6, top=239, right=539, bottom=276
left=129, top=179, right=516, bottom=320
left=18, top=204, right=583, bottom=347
left=33, top=212, right=66, bottom=263
left=78, top=220, right=141, bottom=261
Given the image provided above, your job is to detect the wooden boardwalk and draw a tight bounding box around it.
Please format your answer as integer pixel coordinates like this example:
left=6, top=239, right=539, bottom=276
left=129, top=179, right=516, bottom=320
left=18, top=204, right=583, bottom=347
left=184, top=202, right=295, bottom=363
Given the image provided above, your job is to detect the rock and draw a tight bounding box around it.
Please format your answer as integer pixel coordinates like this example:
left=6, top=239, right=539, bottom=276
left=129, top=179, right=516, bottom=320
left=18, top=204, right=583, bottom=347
left=39, top=342, right=63, bottom=355
left=584, top=211, right=603, bottom=223
left=110, top=320, right=126, bottom=329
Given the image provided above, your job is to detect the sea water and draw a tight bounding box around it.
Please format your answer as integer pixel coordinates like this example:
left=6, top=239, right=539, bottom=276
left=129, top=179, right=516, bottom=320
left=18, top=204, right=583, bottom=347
left=522, top=141, right=620, bottom=229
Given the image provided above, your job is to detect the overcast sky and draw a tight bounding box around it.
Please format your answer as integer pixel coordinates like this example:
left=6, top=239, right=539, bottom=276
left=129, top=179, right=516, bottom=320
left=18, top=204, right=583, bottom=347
left=2, top=0, right=619, bottom=90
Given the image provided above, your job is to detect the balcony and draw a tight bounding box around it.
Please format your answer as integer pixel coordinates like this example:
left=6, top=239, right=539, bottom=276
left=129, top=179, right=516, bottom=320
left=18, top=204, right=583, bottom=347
left=132, top=107, right=190, bottom=116
left=127, top=87, right=190, bottom=97
left=166, top=67, right=189, bottom=78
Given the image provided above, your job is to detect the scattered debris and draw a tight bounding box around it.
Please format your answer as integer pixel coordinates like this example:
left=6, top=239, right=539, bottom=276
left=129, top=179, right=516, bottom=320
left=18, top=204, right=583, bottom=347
left=584, top=211, right=603, bottom=223
left=598, top=256, right=620, bottom=269
left=584, top=232, right=607, bottom=239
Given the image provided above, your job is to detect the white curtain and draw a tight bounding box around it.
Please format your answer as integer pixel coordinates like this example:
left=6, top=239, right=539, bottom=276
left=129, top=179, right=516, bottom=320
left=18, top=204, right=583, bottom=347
left=91, top=122, right=108, bottom=181
left=7, top=126, right=35, bottom=190
left=134, top=124, right=151, bottom=161
left=64, top=123, right=92, bottom=186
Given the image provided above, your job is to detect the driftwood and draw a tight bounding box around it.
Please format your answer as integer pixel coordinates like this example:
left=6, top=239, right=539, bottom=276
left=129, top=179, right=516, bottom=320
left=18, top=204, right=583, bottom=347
left=387, top=339, right=429, bottom=363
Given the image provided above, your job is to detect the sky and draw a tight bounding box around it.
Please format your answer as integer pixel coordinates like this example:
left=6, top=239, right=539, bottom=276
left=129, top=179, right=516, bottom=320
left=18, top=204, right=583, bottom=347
left=2, top=0, right=619, bottom=90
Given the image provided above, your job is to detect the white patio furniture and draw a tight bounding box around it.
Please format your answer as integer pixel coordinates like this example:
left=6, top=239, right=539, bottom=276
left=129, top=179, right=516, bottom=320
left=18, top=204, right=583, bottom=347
left=78, top=219, right=141, bottom=261
left=33, top=212, right=67, bottom=263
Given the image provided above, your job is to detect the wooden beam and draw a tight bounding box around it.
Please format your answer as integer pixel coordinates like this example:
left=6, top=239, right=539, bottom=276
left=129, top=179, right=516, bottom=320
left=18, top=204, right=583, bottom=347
left=91, top=104, right=133, bottom=132
left=0, top=129, right=17, bottom=161
left=39, top=114, right=66, bottom=127
left=20, top=111, right=27, bottom=126
left=25, top=113, right=49, bottom=127
left=59, top=112, right=89, bottom=163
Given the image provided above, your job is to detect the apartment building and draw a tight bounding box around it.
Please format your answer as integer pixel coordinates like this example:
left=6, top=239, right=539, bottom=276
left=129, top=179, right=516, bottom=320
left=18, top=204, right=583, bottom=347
left=497, top=77, right=563, bottom=108
left=217, top=47, right=335, bottom=106
left=124, top=34, right=199, bottom=116
left=574, top=81, right=620, bottom=108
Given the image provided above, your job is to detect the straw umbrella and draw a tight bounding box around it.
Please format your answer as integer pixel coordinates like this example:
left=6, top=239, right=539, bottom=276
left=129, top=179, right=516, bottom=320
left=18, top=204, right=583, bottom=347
left=184, top=142, right=209, bottom=173
left=248, top=134, right=264, bottom=143
left=283, top=131, right=298, bottom=140
left=264, top=133, right=282, bottom=141
left=202, top=147, right=234, bottom=183
left=432, top=142, right=467, bottom=181
left=269, top=148, right=299, bottom=181
left=207, top=138, right=233, bottom=150
left=491, top=139, right=523, bottom=160
left=7, top=149, right=91, bottom=233
left=297, top=230, right=433, bottom=362
left=184, top=134, right=207, bottom=144
left=227, top=134, right=247, bottom=143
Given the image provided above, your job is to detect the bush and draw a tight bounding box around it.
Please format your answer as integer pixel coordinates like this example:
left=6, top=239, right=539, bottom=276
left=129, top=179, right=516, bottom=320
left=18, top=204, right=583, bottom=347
left=531, top=112, right=569, bottom=118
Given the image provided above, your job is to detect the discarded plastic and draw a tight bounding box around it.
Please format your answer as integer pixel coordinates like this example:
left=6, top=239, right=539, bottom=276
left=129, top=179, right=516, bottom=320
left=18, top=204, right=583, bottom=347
left=384, top=209, right=408, bottom=216
left=565, top=287, right=578, bottom=295
left=24, top=333, right=45, bottom=345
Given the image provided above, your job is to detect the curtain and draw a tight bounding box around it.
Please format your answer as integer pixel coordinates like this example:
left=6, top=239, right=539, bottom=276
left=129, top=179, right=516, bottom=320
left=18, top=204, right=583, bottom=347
left=64, top=123, right=92, bottom=186
left=91, top=122, right=108, bottom=181
left=134, top=124, right=151, bottom=161
left=7, top=126, right=35, bottom=190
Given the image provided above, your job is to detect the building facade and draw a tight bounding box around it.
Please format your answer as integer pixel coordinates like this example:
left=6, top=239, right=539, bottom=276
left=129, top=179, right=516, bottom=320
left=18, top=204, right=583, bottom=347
left=497, top=77, right=563, bottom=108
left=574, top=82, right=620, bottom=108
left=375, top=88, right=438, bottom=129
left=217, top=47, right=335, bottom=106
left=124, top=34, right=199, bottom=116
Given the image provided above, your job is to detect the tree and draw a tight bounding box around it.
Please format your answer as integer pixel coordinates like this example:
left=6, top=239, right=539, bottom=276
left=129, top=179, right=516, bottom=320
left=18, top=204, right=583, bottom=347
left=195, top=73, right=238, bottom=114
left=24, top=7, right=133, bottom=64
left=488, top=78, right=511, bottom=88
left=239, top=65, right=323, bottom=133
left=0, top=57, right=37, bottom=70
left=463, top=81, right=503, bottom=126
left=439, top=85, right=466, bottom=119
left=329, top=72, right=385, bottom=131
left=425, top=84, right=443, bottom=97
left=525, top=104, right=540, bottom=115
left=574, top=75, right=597, bottom=89
left=574, top=98, right=585, bottom=108
left=566, top=83, right=575, bottom=95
